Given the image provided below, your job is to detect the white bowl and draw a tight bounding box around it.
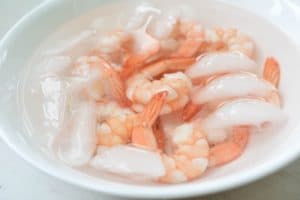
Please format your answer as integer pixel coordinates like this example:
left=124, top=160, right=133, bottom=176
left=1, top=0, right=300, bottom=198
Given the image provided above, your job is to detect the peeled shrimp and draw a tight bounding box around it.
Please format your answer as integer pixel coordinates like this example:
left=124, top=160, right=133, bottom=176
left=53, top=102, right=97, bottom=166
left=96, top=101, right=135, bottom=146
left=204, top=28, right=255, bottom=58
left=185, top=51, right=258, bottom=84
left=72, top=56, right=129, bottom=106
left=121, top=16, right=160, bottom=79
left=127, top=71, right=192, bottom=114
left=209, top=126, right=249, bottom=167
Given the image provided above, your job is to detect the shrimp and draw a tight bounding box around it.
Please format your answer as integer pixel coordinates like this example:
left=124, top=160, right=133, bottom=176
left=195, top=97, right=285, bottom=167
left=72, top=56, right=130, bottom=106
left=132, top=121, right=209, bottom=183
left=90, top=30, right=132, bottom=68
left=132, top=91, right=168, bottom=150
left=127, top=71, right=192, bottom=114
left=170, top=21, right=206, bottom=58
left=129, top=91, right=208, bottom=183
left=263, top=57, right=280, bottom=88
left=97, top=91, right=168, bottom=148
left=205, top=27, right=255, bottom=58
left=121, top=16, right=160, bottom=79
left=185, top=51, right=258, bottom=84
left=96, top=101, right=135, bottom=146
left=209, top=126, right=249, bottom=167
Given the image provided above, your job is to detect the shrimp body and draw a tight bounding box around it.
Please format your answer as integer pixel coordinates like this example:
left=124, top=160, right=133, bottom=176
left=159, top=123, right=209, bottom=183
left=185, top=51, right=258, bottom=83
left=127, top=72, right=192, bottom=114
left=122, top=16, right=160, bottom=79
left=72, top=56, right=129, bottom=106
left=204, top=28, right=255, bottom=58
left=96, top=101, right=135, bottom=146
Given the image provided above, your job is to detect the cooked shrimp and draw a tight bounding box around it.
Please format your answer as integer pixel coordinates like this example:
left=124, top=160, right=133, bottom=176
left=72, top=56, right=130, bottom=106
left=170, top=21, right=205, bottom=58
left=185, top=51, right=258, bottom=84
left=121, top=16, right=160, bottom=79
left=96, top=101, right=135, bottom=146
left=132, top=91, right=168, bottom=150
left=263, top=57, right=280, bottom=88
left=127, top=71, right=192, bottom=114
left=132, top=122, right=209, bottom=183
left=209, top=126, right=249, bottom=167
left=90, top=30, right=131, bottom=68
left=53, top=102, right=97, bottom=166
left=159, top=123, right=209, bottom=183
left=205, top=27, right=255, bottom=58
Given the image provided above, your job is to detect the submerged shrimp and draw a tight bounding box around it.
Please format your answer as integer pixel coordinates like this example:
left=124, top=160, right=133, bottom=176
left=209, top=126, right=249, bottom=167
left=127, top=71, right=192, bottom=114
left=96, top=101, right=135, bottom=146
left=205, top=27, right=255, bottom=58
left=72, top=56, right=129, bottom=106
left=91, top=126, right=209, bottom=184
left=121, top=17, right=160, bottom=79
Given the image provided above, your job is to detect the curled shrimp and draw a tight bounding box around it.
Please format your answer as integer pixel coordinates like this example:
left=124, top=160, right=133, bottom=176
left=198, top=98, right=285, bottom=167
left=205, top=27, right=255, bottom=58
left=97, top=91, right=167, bottom=148
left=132, top=120, right=209, bottom=183
left=127, top=71, right=192, bottom=114
left=96, top=101, right=135, bottom=146
left=90, top=30, right=132, bottom=68
left=72, top=56, right=130, bottom=106
left=121, top=16, right=160, bottom=79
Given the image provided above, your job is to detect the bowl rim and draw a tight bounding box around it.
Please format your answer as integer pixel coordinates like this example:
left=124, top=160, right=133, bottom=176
left=1, top=0, right=300, bottom=199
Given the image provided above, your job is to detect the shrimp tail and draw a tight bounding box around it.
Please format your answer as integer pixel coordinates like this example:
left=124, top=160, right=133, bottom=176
left=153, top=119, right=165, bottom=151
left=263, top=57, right=280, bottom=88
left=182, top=102, right=202, bottom=121
left=141, top=58, right=195, bottom=78
left=102, top=61, right=131, bottom=107
left=132, top=91, right=168, bottom=150
left=209, top=126, right=249, bottom=167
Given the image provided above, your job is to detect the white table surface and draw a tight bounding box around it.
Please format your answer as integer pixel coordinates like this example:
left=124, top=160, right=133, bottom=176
left=1, top=1, right=300, bottom=199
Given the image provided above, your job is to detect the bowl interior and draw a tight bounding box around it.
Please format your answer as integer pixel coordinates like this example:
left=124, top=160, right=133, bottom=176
left=1, top=0, right=300, bottom=198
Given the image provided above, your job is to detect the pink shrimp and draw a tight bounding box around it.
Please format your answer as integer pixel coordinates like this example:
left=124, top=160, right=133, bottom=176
left=121, top=16, right=160, bottom=79
left=72, top=56, right=130, bottom=106
left=208, top=126, right=249, bottom=167
left=131, top=91, right=168, bottom=150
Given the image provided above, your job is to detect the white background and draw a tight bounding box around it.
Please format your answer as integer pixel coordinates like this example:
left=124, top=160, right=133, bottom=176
left=1, top=0, right=300, bottom=199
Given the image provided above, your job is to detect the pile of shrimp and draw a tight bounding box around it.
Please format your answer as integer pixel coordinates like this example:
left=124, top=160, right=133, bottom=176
left=50, top=6, right=286, bottom=184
